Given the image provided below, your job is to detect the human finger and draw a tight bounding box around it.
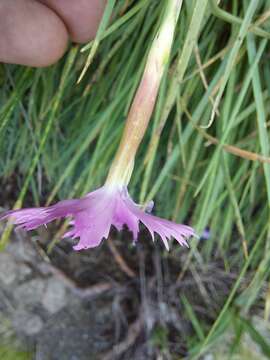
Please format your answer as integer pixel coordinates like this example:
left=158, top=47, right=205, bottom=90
left=0, top=0, right=68, bottom=67
left=38, top=0, right=106, bottom=43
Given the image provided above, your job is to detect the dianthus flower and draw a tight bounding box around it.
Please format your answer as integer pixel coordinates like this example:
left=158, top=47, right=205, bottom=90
left=1, top=0, right=195, bottom=250
left=2, top=186, right=194, bottom=250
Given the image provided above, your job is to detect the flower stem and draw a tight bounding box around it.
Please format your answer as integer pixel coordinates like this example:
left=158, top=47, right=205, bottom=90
left=106, top=0, right=183, bottom=187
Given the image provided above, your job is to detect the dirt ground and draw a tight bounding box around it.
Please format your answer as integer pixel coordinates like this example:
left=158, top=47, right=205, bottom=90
left=0, top=225, right=248, bottom=359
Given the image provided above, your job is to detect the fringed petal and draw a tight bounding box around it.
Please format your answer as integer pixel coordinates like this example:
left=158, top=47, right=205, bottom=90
left=122, top=191, right=195, bottom=249
left=1, top=185, right=195, bottom=251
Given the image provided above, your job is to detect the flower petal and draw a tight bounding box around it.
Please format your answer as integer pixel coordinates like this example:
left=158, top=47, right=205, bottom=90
left=1, top=197, right=92, bottom=230
left=113, top=195, right=139, bottom=241
left=0, top=185, right=195, bottom=251
left=71, top=196, right=115, bottom=250
left=123, top=192, right=195, bottom=249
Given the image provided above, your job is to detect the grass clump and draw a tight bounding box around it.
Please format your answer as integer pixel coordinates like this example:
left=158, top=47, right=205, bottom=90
left=0, top=0, right=270, bottom=358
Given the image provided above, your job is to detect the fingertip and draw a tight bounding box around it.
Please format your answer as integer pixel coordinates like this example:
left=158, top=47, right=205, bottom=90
left=0, top=0, right=68, bottom=67
left=39, top=0, right=106, bottom=44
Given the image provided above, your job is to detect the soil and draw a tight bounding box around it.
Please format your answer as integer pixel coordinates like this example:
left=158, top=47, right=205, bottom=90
left=0, top=225, right=235, bottom=359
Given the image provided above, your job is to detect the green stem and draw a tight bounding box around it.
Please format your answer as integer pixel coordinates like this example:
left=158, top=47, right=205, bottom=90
left=106, top=0, right=183, bottom=187
left=209, top=0, right=270, bottom=39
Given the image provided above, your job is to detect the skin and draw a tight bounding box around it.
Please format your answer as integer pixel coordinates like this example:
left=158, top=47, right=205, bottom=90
left=0, top=0, right=106, bottom=67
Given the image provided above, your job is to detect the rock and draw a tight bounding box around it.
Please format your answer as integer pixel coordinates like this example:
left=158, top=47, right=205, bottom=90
left=36, top=306, right=113, bottom=360
left=0, top=236, right=116, bottom=359
left=41, top=278, right=67, bottom=314
left=12, top=310, right=44, bottom=335
left=0, top=253, right=17, bottom=285
left=17, top=264, right=32, bottom=282
left=14, top=279, right=45, bottom=305
left=7, top=236, right=37, bottom=263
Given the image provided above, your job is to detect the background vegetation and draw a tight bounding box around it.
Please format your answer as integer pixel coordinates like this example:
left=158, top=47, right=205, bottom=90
left=1, top=0, right=270, bottom=358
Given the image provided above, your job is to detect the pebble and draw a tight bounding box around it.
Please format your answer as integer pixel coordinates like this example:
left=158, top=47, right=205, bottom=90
left=42, top=278, right=67, bottom=314
left=14, top=279, right=45, bottom=305
left=12, top=310, right=44, bottom=335
left=0, top=253, right=17, bottom=285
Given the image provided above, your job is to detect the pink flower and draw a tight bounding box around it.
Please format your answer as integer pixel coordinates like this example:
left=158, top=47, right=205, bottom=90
left=1, top=0, right=196, bottom=252
left=1, top=186, right=195, bottom=250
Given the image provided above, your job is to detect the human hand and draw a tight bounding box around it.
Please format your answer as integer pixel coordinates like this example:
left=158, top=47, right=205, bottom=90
left=0, top=0, right=106, bottom=67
